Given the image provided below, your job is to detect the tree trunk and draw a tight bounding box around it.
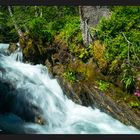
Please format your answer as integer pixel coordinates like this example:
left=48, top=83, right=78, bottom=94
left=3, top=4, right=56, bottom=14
left=8, top=6, right=24, bottom=37
left=40, top=7, right=43, bottom=17
left=34, top=6, right=38, bottom=17
left=79, top=6, right=110, bottom=47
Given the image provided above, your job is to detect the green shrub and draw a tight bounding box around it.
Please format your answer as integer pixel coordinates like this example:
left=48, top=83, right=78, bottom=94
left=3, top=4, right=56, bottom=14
left=121, top=63, right=136, bottom=93
left=95, top=6, right=140, bottom=65
left=27, top=17, right=54, bottom=42
left=96, top=80, right=109, bottom=92
left=92, top=6, right=140, bottom=93
left=63, top=70, right=77, bottom=83
left=129, top=101, right=140, bottom=109
left=58, top=16, right=81, bottom=45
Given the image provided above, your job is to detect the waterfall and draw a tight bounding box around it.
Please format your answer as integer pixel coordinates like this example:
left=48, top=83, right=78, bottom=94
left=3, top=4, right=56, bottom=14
left=0, top=44, right=9, bottom=55
left=0, top=43, right=140, bottom=134
left=9, top=43, right=23, bottom=62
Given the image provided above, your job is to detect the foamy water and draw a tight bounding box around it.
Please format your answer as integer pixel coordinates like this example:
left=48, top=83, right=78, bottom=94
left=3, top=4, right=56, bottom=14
left=0, top=43, right=139, bottom=134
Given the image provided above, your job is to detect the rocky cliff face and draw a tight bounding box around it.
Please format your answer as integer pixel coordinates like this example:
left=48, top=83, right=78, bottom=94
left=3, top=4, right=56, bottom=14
left=79, top=6, right=110, bottom=47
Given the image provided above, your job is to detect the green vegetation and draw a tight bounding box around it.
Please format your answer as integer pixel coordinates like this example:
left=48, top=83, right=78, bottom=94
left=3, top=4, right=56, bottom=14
left=92, top=6, right=140, bottom=93
left=57, top=16, right=81, bottom=45
left=129, top=101, right=140, bottom=109
left=0, top=7, right=18, bottom=42
left=0, top=6, right=79, bottom=44
left=96, top=80, right=110, bottom=92
left=63, top=70, right=77, bottom=83
left=1, top=6, right=140, bottom=109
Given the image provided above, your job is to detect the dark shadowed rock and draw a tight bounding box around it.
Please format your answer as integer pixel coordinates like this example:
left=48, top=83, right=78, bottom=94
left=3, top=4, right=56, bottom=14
left=0, top=77, right=46, bottom=125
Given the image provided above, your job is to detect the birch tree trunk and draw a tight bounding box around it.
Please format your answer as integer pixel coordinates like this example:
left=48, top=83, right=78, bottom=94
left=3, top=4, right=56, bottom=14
left=8, top=6, right=24, bottom=37
left=40, top=7, right=43, bottom=17
left=34, top=6, right=38, bottom=17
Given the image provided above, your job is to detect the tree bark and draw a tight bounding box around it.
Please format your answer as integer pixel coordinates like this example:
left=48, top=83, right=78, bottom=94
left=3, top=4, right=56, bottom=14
left=79, top=6, right=110, bottom=47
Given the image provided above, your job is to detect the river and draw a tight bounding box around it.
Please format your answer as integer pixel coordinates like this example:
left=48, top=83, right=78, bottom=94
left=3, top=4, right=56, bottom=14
left=0, top=43, right=139, bottom=134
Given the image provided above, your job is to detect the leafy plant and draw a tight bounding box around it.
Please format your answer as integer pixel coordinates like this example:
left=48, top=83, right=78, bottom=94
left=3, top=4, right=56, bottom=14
left=63, top=70, right=77, bottom=83
left=129, top=101, right=140, bottom=109
left=95, top=6, right=140, bottom=66
left=96, top=80, right=109, bottom=92
left=78, top=48, right=89, bottom=62
left=121, top=64, right=136, bottom=93
left=92, top=6, right=140, bottom=93
left=58, top=16, right=81, bottom=45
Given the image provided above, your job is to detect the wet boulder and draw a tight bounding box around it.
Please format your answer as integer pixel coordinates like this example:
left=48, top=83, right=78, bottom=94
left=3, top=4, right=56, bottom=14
left=7, top=43, right=19, bottom=54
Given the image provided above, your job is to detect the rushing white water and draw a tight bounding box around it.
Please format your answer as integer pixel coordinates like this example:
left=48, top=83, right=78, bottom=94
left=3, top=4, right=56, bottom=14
left=9, top=43, right=23, bottom=62
left=0, top=44, right=9, bottom=55
left=0, top=43, right=140, bottom=134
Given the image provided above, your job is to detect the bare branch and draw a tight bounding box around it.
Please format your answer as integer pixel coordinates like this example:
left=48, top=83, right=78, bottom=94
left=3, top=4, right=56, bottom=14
left=121, top=31, right=140, bottom=70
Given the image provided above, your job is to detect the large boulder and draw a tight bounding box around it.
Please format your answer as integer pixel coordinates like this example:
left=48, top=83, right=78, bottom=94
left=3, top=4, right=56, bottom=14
left=7, top=43, right=18, bottom=54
